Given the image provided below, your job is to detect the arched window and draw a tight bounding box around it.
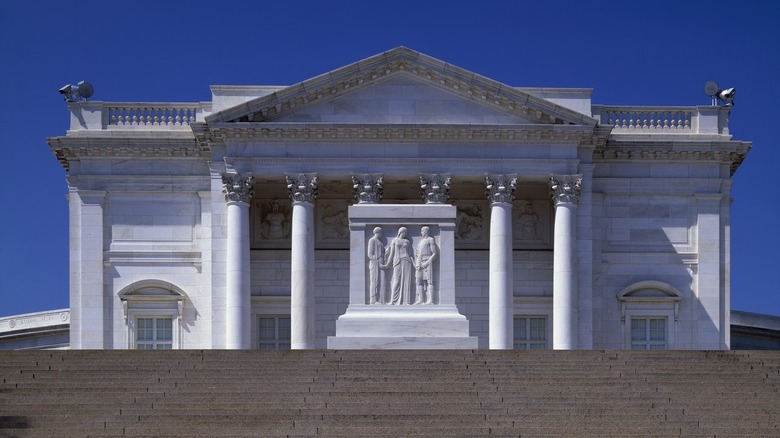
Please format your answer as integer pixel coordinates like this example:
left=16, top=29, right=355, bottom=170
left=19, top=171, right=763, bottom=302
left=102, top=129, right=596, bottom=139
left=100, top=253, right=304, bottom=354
left=118, top=280, right=187, bottom=350
left=617, top=281, right=683, bottom=350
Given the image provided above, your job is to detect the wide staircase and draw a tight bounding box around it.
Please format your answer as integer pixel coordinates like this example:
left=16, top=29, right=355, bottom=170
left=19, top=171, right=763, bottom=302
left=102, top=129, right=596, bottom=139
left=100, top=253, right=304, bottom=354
left=1, top=350, right=778, bottom=437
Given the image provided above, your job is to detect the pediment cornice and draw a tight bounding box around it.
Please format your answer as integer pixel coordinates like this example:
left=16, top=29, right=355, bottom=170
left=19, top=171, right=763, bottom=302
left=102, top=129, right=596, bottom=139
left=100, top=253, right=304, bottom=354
left=205, top=47, right=598, bottom=127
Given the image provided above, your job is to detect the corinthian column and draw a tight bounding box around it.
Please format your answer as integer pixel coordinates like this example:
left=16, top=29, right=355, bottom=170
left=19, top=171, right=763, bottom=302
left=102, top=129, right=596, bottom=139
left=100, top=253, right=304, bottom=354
left=550, top=174, right=582, bottom=350
left=286, top=173, right=318, bottom=349
left=351, top=173, right=383, bottom=204
left=222, top=173, right=254, bottom=349
left=420, top=173, right=451, bottom=204
left=486, top=174, right=517, bottom=349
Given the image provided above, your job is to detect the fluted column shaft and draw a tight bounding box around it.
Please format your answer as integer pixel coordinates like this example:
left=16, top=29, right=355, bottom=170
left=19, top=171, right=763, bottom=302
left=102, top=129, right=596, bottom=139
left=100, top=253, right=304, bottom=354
left=287, top=174, right=318, bottom=349
left=550, top=174, right=582, bottom=350
left=223, top=174, right=254, bottom=349
left=486, top=174, right=517, bottom=350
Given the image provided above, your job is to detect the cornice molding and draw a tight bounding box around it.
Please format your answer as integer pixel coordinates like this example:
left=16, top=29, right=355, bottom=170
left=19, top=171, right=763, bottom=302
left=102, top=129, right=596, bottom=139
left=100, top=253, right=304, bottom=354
left=47, top=136, right=206, bottom=171
left=594, top=141, right=751, bottom=175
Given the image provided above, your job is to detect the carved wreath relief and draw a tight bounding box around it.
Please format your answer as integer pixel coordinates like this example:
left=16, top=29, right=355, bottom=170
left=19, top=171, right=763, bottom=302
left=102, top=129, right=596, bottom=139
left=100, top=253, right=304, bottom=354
left=367, top=226, right=438, bottom=306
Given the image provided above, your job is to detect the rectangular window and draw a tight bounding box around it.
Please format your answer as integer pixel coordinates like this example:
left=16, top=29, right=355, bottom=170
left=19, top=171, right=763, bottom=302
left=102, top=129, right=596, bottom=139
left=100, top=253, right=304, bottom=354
left=136, top=317, right=173, bottom=350
left=631, top=317, right=667, bottom=350
left=258, top=316, right=291, bottom=350
left=513, top=316, right=547, bottom=350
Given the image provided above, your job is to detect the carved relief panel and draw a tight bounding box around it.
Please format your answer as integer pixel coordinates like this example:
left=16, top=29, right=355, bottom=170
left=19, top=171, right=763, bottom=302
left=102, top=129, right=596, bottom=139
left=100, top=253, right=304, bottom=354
left=453, top=200, right=488, bottom=249
left=316, top=199, right=351, bottom=248
left=364, top=224, right=440, bottom=306
left=512, top=199, right=552, bottom=249
left=251, top=199, right=292, bottom=248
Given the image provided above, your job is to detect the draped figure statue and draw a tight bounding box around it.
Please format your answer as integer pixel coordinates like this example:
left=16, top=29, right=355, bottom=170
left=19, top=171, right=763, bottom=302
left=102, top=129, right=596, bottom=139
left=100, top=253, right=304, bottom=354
left=367, top=227, right=386, bottom=304
left=382, top=227, right=415, bottom=305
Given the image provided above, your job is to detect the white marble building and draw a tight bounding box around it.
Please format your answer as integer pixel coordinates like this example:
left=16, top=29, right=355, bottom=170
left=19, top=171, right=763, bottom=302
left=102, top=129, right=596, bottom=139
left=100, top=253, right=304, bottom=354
left=48, top=47, right=749, bottom=350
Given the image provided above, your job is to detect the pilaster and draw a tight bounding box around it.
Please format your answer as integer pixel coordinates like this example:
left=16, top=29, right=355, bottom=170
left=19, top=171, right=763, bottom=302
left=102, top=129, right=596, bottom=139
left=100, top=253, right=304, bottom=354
left=69, top=189, right=106, bottom=349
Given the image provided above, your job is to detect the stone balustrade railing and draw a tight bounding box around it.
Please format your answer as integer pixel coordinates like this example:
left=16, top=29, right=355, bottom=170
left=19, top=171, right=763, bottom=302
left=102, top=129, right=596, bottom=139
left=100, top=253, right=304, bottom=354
left=592, top=105, right=730, bottom=135
left=67, top=101, right=203, bottom=131
left=108, top=104, right=200, bottom=128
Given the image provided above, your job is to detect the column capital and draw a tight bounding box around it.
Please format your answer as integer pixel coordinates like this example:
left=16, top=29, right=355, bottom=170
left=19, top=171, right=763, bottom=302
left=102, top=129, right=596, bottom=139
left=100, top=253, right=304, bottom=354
left=550, top=174, right=582, bottom=206
left=420, top=173, right=451, bottom=204
left=485, top=174, right=517, bottom=204
left=351, top=173, right=383, bottom=204
left=286, top=173, right=319, bottom=204
left=222, top=173, right=254, bottom=204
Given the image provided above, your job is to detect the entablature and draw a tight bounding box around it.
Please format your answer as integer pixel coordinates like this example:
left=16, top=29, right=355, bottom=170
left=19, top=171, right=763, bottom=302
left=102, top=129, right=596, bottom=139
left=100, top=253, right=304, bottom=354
left=195, top=122, right=597, bottom=144
left=593, top=139, right=751, bottom=175
left=47, top=135, right=205, bottom=172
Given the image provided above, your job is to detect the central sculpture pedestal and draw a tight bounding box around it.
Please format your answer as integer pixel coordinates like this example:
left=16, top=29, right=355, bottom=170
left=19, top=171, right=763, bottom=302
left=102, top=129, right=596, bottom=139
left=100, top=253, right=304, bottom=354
left=327, top=204, right=477, bottom=349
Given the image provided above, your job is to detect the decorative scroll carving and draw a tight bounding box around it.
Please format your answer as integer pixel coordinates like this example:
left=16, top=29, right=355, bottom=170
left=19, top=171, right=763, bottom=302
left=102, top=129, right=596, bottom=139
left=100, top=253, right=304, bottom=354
left=222, top=173, right=254, bottom=204
left=352, top=174, right=383, bottom=204
left=549, top=174, right=582, bottom=205
left=286, top=173, right=318, bottom=204
left=420, top=174, right=451, bottom=204
left=485, top=174, right=517, bottom=204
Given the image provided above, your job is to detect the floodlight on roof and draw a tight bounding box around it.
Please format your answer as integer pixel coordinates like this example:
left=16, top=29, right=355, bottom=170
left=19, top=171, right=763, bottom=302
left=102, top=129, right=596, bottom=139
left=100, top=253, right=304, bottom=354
left=58, top=81, right=94, bottom=102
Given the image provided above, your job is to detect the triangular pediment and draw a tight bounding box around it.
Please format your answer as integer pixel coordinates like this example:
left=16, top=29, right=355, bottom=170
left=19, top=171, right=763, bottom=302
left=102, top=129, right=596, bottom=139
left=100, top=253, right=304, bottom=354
left=205, top=47, right=597, bottom=127
left=274, top=74, right=539, bottom=124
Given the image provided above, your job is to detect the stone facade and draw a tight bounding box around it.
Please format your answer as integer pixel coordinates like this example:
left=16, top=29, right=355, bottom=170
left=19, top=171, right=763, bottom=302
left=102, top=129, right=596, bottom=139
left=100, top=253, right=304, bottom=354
left=47, top=47, right=750, bottom=350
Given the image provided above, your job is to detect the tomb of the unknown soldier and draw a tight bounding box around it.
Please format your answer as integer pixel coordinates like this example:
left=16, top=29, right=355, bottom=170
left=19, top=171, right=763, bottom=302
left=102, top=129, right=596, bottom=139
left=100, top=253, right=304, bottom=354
left=2, top=46, right=778, bottom=438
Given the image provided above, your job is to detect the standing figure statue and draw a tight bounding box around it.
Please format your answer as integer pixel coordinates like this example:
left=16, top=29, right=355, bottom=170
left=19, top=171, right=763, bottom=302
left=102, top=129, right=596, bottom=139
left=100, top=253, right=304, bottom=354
left=367, top=227, right=386, bottom=305
left=382, top=227, right=415, bottom=305
left=414, top=226, right=438, bottom=305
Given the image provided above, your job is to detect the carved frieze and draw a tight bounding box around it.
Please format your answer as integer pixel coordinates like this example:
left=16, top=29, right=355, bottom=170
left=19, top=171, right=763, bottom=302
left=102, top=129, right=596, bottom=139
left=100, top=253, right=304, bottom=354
left=485, top=174, right=517, bottom=204
left=286, top=173, right=319, bottom=204
left=420, top=174, right=451, bottom=204
left=549, top=174, right=582, bottom=205
left=222, top=173, right=254, bottom=204
left=352, top=173, right=383, bottom=204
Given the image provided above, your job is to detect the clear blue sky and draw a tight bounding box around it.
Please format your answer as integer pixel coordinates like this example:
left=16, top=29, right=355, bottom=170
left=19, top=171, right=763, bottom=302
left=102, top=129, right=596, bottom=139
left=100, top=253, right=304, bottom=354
left=1, top=1, right=778, bottom=318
